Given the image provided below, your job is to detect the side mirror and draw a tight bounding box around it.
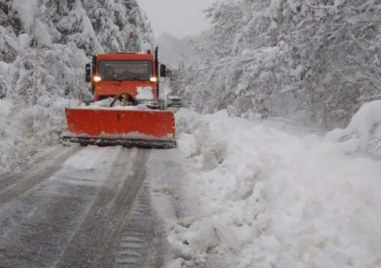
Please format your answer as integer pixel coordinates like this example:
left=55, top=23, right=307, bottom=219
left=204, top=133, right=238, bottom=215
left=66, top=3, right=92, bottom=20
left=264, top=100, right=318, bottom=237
left=160, top=64, right=166, bottom=77
left=85, top=63, right=91, bottom=82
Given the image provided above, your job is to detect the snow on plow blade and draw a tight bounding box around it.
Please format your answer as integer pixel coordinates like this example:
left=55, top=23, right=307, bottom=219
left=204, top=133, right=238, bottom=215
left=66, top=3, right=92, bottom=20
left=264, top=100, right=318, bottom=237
left=62, top=108, right=176, bottom=149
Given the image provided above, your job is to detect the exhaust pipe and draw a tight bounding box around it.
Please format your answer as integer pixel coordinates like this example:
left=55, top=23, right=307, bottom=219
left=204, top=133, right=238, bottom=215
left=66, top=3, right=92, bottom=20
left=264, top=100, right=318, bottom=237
left=155, top=47, right=159, bottom=97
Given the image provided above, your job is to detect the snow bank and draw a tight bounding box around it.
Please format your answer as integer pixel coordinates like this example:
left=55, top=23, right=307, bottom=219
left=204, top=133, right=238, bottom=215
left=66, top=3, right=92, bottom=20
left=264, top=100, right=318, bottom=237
left=325, top=100, right=381, bottom=156
left=0, top=100, right=20, bottom=167
left=0, top=45, right=87, bottom=174
left=170, top=105, right=381, bottom=267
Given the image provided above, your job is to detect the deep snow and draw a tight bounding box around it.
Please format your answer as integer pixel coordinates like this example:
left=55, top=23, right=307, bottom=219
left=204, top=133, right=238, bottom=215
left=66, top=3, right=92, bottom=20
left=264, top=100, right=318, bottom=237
left=1, top=93, right=381, bottom=267
left=164, top=101, right=381, bottom=268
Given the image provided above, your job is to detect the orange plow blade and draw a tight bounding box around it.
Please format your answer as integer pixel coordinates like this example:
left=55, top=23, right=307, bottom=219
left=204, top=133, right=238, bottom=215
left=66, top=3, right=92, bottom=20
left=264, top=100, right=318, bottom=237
left=62, top=108, right=176, bottom=149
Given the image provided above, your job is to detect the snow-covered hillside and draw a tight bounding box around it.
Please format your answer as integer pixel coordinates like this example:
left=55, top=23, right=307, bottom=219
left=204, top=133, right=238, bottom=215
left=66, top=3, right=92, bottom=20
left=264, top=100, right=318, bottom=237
left=0, top=0, right=152, bottom=172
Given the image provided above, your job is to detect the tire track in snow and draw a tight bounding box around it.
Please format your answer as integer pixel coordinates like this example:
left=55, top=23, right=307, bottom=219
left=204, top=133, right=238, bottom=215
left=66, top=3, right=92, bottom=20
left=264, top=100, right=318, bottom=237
left=0, top=146, right=83, bottom=206
left=55, top=148, right=152, bottom=268
left=115, top=183, right=164, bottom=268
left=0, top=146, right=118, bottom=268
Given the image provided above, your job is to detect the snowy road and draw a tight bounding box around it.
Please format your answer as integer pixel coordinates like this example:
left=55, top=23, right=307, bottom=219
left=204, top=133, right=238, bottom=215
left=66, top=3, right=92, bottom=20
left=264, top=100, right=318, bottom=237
left=0, top=105, right=380, bottom=268
left=0, top=145, right=166, bottom=268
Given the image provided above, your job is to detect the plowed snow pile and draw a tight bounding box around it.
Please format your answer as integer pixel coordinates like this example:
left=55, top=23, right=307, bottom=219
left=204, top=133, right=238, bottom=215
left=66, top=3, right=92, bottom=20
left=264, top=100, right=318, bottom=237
left=169, top=101, right=381, bottom=268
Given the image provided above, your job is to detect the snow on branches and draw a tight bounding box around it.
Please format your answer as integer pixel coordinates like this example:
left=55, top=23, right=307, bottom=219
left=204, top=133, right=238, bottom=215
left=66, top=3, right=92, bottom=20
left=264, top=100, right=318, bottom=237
left=0, top=0, right=153, bottom=171
left=173, top=0, right=381, bottom=128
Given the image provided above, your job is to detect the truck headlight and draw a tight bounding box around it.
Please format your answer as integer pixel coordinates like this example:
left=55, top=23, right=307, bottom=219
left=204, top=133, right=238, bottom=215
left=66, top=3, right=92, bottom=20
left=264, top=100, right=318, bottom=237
left=150, top=76, right=158, bottom=83
left=93, top=76, right=101, bottom=82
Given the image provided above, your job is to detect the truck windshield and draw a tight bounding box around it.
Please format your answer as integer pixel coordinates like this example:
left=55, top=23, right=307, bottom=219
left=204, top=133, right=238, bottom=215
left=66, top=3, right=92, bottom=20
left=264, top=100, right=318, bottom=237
left=99, top=60, right=153, bottom=81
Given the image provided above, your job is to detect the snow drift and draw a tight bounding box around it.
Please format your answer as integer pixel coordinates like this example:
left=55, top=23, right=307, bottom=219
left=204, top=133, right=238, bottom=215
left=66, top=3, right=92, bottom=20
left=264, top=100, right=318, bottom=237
left=168, top=100, right=381, bottom=267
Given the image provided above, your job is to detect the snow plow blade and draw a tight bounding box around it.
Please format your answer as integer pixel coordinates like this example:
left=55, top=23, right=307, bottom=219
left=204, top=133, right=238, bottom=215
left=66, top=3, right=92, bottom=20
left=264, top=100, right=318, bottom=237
left=62, top=108, right=176, bottom=149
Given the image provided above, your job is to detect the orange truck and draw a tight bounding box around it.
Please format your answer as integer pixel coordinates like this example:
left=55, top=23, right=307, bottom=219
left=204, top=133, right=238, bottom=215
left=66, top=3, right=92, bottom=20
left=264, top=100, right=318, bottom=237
left=62, top=47, right=176, bottom=149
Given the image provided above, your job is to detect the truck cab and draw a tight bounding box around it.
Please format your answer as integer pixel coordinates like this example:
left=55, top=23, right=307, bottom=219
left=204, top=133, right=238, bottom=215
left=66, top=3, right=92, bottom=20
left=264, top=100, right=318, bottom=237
left=85, top=49, right=165, bottom=106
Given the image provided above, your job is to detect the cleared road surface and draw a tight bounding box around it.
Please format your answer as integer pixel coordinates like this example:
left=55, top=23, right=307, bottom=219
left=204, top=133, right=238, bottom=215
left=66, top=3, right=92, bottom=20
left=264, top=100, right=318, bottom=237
left=0, top=145, right=164, bottom=268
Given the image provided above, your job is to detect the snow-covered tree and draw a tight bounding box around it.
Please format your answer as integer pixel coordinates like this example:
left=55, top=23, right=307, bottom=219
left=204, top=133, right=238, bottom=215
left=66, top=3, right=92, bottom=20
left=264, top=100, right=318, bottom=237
left=173, top=0, right=381, bottom=128
left=0, top=0, right=153, bottom=170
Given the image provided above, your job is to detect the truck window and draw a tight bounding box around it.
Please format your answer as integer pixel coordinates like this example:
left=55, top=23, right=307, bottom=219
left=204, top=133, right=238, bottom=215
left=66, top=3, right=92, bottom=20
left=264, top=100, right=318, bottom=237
left=99, top=61, right=153, bottom=81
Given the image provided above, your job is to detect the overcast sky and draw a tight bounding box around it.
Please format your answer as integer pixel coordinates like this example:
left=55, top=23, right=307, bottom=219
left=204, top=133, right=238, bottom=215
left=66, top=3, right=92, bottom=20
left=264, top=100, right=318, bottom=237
left=137, top=0, right=218, bottom=38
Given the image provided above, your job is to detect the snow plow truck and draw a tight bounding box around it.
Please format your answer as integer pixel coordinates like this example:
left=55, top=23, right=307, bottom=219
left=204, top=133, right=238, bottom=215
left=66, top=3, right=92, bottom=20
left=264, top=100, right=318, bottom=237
left=62, top=47, right=176, bottom=149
